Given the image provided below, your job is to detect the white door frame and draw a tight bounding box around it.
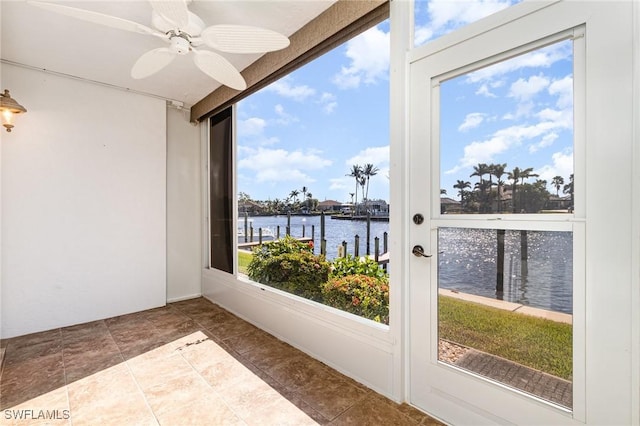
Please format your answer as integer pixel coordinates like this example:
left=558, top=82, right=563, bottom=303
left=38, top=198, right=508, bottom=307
left=405, top=1, right=637, bottom=424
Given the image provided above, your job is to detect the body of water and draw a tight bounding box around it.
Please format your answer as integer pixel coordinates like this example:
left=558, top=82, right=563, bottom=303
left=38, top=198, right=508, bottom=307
left=241, top=214, right=389, bottom=260
left=242, top=216, right=573, bottom=314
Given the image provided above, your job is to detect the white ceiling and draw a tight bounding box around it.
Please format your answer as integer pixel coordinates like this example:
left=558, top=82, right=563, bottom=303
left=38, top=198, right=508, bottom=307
left=1, top=0, right=334, bottom=106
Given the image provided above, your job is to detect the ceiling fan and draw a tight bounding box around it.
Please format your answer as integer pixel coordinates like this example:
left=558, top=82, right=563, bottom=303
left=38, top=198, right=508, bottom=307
left=28, top=0, right=291, bottom=91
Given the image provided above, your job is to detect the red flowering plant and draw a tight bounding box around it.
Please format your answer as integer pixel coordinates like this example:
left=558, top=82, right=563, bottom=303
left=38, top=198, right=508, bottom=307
left=322, top=274, right=389, bottom=324
left=322, top=255, right=390, bottom=324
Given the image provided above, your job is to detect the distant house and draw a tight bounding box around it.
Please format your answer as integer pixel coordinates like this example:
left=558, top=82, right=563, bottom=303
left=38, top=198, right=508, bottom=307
left=317, top=199, right=343, bottom=212
left=545, top=194, right=572, bottom=211
left=440, top=197, right=462, bottom=213
left=367, top=199, right=389, bottom=215
left=238, top=200, right=266, bottom=215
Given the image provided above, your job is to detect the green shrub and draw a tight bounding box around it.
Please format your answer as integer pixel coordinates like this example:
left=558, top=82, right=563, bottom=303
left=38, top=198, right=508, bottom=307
left=322, top=274, right=389, bottom=324
left=247, top=236, right=330, bottom=302
left=331, top=254, right=388, bottom=280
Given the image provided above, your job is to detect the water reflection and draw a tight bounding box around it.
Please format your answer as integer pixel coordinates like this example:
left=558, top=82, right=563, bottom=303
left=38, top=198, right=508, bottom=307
left=438, top=228, right=573, bottom=314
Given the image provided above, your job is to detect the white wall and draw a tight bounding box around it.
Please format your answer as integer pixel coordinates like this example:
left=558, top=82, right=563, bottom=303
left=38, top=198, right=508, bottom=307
left=1, top=64, right=167, bottom=338
left=166, top=107, right=201, bottom=302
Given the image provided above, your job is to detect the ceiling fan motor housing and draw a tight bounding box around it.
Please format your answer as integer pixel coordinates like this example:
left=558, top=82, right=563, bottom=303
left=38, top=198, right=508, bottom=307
left=152, top=10, right=204, bottom=36
left=170, top=35, right=191, bottom=55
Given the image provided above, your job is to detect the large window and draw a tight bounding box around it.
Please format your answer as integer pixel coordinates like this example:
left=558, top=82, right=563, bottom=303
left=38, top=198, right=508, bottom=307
left=234, top=20, right=391, bottom=324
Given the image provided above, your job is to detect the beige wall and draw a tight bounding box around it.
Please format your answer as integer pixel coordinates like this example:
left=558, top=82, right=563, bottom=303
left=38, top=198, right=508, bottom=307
left=1, top=64, right=167, bottom=338
left=166, top=108, right=201, bottom=302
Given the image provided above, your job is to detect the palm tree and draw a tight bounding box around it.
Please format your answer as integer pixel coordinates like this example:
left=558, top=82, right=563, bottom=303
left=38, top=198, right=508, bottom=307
left=508, top=167, right=538, bottom=212
left=474, top=179, right=492, bottom=213
left=301, top=186, right=307, bottom=204
left=519, top=167, right=539, bottom=184
left=359, top=176, right=366, bottom=213
left=508, top=167, right=523, bottom=213
left=362, top=163, right=379, bottom=212
left=491, top=163, right=507, bottom=212
left=563, top=174, right=574, bottom=207
left=453, top=180, right=471, bottom=208
left=470, top=163, right=490, bottom=185
left=289, top=189, right=300, bottom=207
left=551, top=176, right=564, bottom=196
left=347, top=165, right=362, bottom=215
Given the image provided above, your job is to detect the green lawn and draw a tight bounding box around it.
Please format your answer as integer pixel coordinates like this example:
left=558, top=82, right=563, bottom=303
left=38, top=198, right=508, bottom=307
left=439, top=295, right=572, bottom=380
left=238, top=251, right=252, bottom=275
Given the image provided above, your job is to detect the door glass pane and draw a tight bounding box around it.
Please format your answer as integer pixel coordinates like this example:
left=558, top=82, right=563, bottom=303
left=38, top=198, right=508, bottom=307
left=438, top=227, right=573, bottom=408
left=439, top=39, right=574, bottom=215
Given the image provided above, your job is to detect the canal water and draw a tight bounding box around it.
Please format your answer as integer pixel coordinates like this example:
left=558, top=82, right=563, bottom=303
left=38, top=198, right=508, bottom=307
left=244, top=215, right=573, bottom=314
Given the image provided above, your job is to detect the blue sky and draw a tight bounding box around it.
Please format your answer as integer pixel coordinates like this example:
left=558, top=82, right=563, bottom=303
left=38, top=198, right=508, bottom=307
left=236, top=0, right=572, bottom=203
left=440, top=39, right=574, bottom=198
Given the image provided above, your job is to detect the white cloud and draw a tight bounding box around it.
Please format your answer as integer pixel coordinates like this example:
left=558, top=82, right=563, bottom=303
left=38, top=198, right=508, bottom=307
left=273, top=104, right=298, bottom=125
left=414, top=25, right=434, bottom=46
left=238, top=147, right=332, bottom=184
left=333, top=26, right=390, bottom=90
left=537, top=149, right=574, bottom=190
left=536, top=108, right=572, bottom=129
left=466, top=41, right=571, bottom=84
left=415, top=0, right=513, bottom=45
left=427, top=0, right=513, bottom=34
left=529, top=132, right=558, bottom=153
left=475, top=84, right=497, bottom=98
left=508, top=74, right=550, bottom=101
left=237, top=117, right=266, bottom=136
left=446, top=116, right=572, bottom=175
left=318, top=92, right=338, bottom=114
left=329, top=177, right=349, bottom=192
left=548, top=75, right=573, bottom=109
left=264, top=77, right=316, bottom=101
left=458, top=112, right=486, bottom=132
left=345, top=146, right=390, bottom=167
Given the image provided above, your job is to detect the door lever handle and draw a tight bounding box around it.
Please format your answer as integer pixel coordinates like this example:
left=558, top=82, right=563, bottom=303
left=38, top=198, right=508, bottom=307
left=412, top=245, right=432, bottom=258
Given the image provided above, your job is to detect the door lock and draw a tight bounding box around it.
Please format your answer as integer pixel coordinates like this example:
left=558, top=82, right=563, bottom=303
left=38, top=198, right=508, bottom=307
left=413, top=213, right=424, bottom=225
left=412, top=245, right=432, bottom=258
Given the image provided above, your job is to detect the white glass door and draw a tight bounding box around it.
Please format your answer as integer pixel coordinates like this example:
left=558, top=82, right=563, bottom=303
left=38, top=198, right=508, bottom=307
left=407, top=2, right=588, bottom=424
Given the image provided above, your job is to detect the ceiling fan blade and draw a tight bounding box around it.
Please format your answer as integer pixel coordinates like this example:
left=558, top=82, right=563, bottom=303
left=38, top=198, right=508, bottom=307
left=148, top=0, right=189, bottom=29
left=28, top=1, right=162, bottom=37
left=193, top=50, right=247, bottom=91
left=131, top=48, right=176, bottom=79
left=200, top=25, right=290, bottom=54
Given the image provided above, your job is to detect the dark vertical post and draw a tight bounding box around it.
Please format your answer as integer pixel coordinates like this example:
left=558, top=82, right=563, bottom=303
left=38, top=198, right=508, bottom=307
left=259, top=228, right=263, bottom=245
left=375, top=237, right=380, bottom=262
left=302, top=225, right=306, bottom=238
left=244, top=212, right=248, bottom=243
left=383, top=232, right=388, bottom=253
left=320, top=211, right=325, bottom=244
left=286, top=212, right=291, bottom=236
left=496, top=229, right=505, bottom=294
left=249, top=225, right=254, bottom=243
left=321, top=239, right=327, bottom=256
left=342, top=241, right=347, bottom=258
left=354, top=235, right=360, bottom=257
left=366, top=212, right=371, bottom=255
left=520, top=230, right=529, bottom=276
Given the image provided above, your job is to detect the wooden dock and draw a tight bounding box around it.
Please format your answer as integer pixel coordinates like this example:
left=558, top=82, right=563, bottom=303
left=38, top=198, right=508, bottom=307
left=238, top=237, right=313, bottom=251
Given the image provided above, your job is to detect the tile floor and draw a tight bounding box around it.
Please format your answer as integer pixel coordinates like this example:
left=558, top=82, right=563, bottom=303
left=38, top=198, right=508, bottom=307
left=0, top=297, right=444, bottom=425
